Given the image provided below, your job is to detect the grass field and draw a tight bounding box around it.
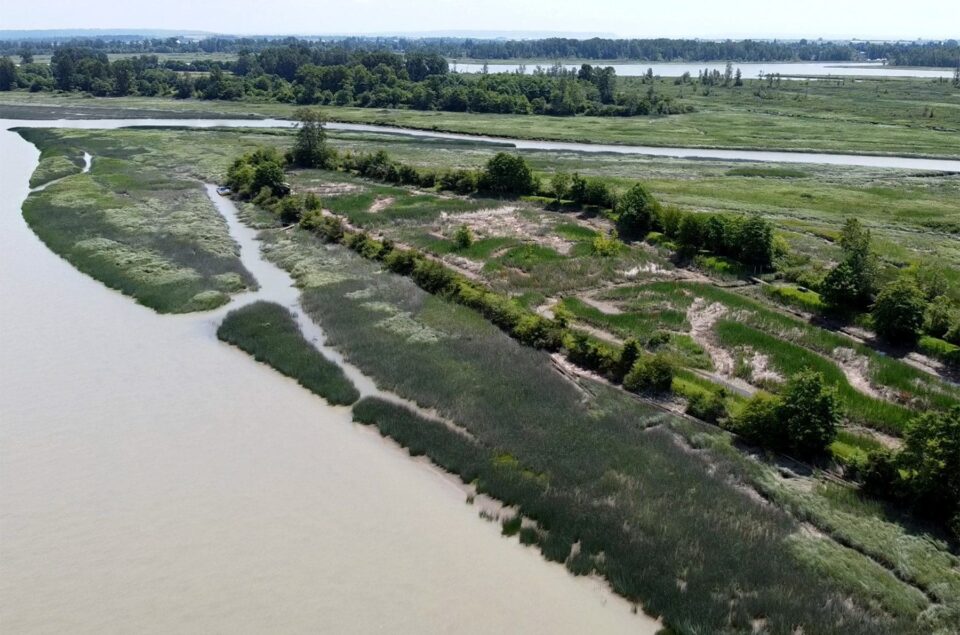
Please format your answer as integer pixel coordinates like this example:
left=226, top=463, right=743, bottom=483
left=2, top=73, right=959, bottom=156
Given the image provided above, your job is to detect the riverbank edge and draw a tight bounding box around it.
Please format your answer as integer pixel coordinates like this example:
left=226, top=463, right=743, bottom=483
left=2, top=98, right=959, bottom=162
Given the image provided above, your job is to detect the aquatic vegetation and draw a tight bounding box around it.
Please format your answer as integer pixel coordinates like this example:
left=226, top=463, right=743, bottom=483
left=217, top=301, right=359, bottom=406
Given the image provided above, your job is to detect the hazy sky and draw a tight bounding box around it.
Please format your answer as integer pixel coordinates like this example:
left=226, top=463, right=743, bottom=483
left=3, top=0, right=958, bottom=40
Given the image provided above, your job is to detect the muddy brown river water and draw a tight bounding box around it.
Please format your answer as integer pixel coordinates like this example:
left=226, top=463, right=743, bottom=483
left=0, top=119, right=658, bottom=633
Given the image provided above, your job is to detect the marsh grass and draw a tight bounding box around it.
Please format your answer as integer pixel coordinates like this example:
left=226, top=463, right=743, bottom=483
left=726, top=166, right=810, bottom=178
left=217, top=301, right=359, bottom=406
left=19, top=128, right=260, bottom=313
left=263, top=229, right=924, bottom=632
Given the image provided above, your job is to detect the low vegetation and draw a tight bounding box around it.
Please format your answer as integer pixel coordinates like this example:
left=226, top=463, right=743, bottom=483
left=21, top=121, right=960, bottom=632
left=217, top=301, right=359, bottom=406
left=18, top=128, right=256, bottom=312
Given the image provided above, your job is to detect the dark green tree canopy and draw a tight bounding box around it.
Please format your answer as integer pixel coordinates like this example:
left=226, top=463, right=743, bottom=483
left=291, top=108, right=335, bottom=168
left=872, top=276, right=927, bottom=344
left=899, top=406, right=960, bottom=518
left=779, top=370, right=841, bottom=457
left=481, top=153, right=537, bottom=195
left=615, top=183, right=659, bottom=240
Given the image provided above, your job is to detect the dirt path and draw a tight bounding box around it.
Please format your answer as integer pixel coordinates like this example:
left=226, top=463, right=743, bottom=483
left=830, top=347, right=888, bottom=400
left=686, top=297, right=758, bottom=397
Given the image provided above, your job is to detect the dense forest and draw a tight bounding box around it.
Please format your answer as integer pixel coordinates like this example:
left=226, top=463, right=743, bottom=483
left=2, top=35, right=958, bottom=67
left=0, top=46, right=692, bottom=117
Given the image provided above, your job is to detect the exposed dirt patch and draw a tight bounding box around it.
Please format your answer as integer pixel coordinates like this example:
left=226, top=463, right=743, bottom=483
left=575, top=323, right=626, bottom=346
left=534, top=297, right=558, bottom=320
left=831, top=347, right=887, bottom=400
left=621, top=263, right=670, bottom=278
left=578, top=293, right=623, bottom=315
left=742, top=347, right=784, bottom=386
left=368, top=196, right=395, bottom=214
left=687, top=298, right=757, bottom=396
left=442, top=206, right=576, bottom=254
left=302, top=182, right=363, bottom=197
left=688, top=298, right=732, bottom=373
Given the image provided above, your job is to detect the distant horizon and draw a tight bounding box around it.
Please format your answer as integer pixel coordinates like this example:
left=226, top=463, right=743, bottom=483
left=3, top=0, right=958, bottom=42
left=0, top=28, right=957, bottom=43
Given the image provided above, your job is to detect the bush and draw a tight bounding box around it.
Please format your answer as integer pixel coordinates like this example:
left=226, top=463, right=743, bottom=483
left=898, top=406, right=960, bottom=520
left=732, top=393, right=784, bottom=447
left=301, top=213, right=344, bottom=243
left=923, top=295, right=957, bottom=339
left=779, top=370, right=840, bottom=457
left=275, top=195, right=303, bottom=225
left=453, top=224, right=474, bottom=249
left=481, top=152, right=537, bottom=195
left=411, top=257, right=456, bottom=294
left=591, top=231, right=622, bottom=256
left=569, top=173, right=615, bottom=208
left=686, top=389, right=728, bottom=424
left=565, top=331, right=621, bottom=377
left=859, top=449, right=900, bottom=498
left=384, top=248, right=419, bottom=275
left=872, top=277, right=927, bottom=344
left=615, top=183, right=659, bottom=240
left=438, top=168, right=479, bottom=194
left=623, top=353, right=675, bottom=393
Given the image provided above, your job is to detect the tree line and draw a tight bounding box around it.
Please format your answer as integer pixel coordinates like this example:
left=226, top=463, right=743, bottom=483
left=0, top=45, right=692, bottom=117
left=3, top=35, right=957, bottom=66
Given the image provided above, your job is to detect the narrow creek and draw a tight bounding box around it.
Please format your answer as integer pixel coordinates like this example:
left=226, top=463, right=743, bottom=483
left=0, top=119, right=658, bottom=634
left=205, top=185, right=478, bottom=437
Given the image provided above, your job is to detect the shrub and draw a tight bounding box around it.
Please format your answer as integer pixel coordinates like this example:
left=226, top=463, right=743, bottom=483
left=686, top=389, right=728, bottom=424
left=591, top=231, right=622, bottom=256
left=569, top=173, right=615, bottom=208
left=550, top=171, right=572, bottom=202
left=615, top=183, right=659, bottom=240
left=439, top=168, right=479, bottom=194
left=732, top=392, right=784, bottom=447
left=304, top=192, right=322, bottom=211
left=779, top=370, right=840, bottom=457
left=859, top=449, right=900, bottom=498
left=275, top=195, right=303, bottom=225
left=481, top=152, right=537, bottom=195
left=411, top=257, right=456, bottom=294
left=898, top=406, right=960, bottom=521
left=453, top=224, right=474, bottom=249
left=565, top=331, right=620, bottom=377
left=623, top=353, right=675, bottom=393
left=253, top=161, right=286, bottom=197
left=872, top=277, right=927, bottom=344
left=822, top=219, right=877, bottom=312
left=301, top=213, right=344, bottom=242
left=384, top=248, right=419, bottom=275
left=924, top=295, right=957, bottom=339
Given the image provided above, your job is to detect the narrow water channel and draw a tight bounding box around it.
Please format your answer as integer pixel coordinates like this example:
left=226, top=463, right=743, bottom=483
left=0, top=120, right=658, bottom=633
